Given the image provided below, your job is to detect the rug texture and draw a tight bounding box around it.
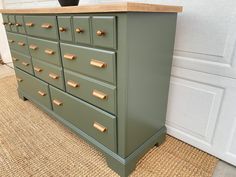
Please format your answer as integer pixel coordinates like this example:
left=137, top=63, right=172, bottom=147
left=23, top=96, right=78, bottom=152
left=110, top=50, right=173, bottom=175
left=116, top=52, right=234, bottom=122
left=0, top=75, right=218, bottom=177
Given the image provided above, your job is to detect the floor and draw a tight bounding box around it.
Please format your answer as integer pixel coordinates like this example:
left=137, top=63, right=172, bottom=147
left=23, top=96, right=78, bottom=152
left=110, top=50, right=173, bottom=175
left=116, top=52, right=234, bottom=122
left=1, top=63, right=236, bottom=177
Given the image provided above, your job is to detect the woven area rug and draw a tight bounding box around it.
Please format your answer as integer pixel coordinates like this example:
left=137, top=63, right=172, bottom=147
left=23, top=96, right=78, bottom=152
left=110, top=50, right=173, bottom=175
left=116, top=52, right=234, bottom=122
left=0, top=75, right=218, bottom=177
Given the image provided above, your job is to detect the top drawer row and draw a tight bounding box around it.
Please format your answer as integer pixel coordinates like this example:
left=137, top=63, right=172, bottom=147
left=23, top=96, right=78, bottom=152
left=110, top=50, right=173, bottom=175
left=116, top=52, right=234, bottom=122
left=2, top=15, right=117, bottom=49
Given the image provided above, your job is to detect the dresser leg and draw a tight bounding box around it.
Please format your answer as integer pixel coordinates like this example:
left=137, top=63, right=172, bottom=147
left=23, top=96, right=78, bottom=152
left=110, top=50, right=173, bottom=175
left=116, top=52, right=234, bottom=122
left=17, top=89, right=27, bottom=101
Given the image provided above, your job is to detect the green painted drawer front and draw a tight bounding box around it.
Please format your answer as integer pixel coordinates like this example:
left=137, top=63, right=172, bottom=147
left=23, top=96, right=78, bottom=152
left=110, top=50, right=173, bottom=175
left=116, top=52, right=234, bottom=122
left=2, top=14, right=11, bottom=31
left=73, top=16, right=91, bottom=45
left=92, top=16, right=116, bottom=49
left=50, top=86, right=117, bottom=152
left=58, top=16, right=73, bottom=42
left=8, top=15, right=17, bottom=32
left=32, top=59, right=65, bottom=90
left=7, top=32, right=29, bottom=55
left=61, top=43, right=116, bottom=84
left=24, top=16, right=58, bottom=40
left=28, top=37, right=61, bottom=66
left=64, top=69, right=116, bottom=114
left=16, top=16, right=26, bottom=34
left=11, top=50, right=34, bottom=75
left=15, top=68, right=52, bottom=110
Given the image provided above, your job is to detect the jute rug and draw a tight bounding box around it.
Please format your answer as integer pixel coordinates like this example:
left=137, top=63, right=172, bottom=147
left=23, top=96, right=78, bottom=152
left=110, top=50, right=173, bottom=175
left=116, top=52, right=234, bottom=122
left=0, top=75, right=218, bottom=177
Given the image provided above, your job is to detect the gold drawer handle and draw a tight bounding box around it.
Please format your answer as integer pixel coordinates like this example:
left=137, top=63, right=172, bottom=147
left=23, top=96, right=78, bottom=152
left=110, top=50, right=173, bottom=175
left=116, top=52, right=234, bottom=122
left=41, top=23, right=52, bottom=29
left=44, top=49, right=55, bottom=55
left=92, top=90, right=107, bottom=100
left=8, top=22, right=13, bottom=26
left=34, top=67, right=43, bottom=72
left=90, top=59, right=107, bottom=68
left=38, top=91, right=46, bottom=96
left=53, top=99, right=63, bottom=106
left=8, top=39, right=14, bottom=43
left=59, top=27, right=66, bottom=32
left=29, top=44, right=38, bottom=50
left=21, top=62, right=29, bottom=66
left=25, top=22, right=34, bottom=27
left=93, top=122, right=107, bottom=133
left=3, top=22, right=7, bottom=25
left=18, top=42, right=25, bottom=46
left=75, top=28, right=83, bottom=33
left=15, top=23, right=22, bottom=27
left=12, top=57, right=18, bottom=61
left=16, top=77, right=23, bottom=82
left=67, top=80, right=79, bottom=88
left=49, top=73, right=59, bottom=80
left=96, top=30, right=105, bottom=36
left=64, top=54, right=76, bottom=60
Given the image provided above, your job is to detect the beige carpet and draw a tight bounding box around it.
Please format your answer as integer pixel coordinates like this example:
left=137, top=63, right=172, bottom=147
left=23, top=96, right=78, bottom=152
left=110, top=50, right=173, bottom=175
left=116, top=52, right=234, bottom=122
left=0, top=75, right=218, bottom=177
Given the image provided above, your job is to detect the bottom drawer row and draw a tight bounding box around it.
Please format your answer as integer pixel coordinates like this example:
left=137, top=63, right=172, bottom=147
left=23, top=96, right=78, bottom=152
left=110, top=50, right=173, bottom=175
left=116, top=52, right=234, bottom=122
left=15, top=68, right=117, bottom=152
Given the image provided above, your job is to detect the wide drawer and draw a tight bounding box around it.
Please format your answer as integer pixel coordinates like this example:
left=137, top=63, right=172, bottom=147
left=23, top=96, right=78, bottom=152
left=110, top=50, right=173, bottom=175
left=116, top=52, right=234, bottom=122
left=15, top=68, right=52, bottom=110
left=11, top=50, right=34, bottom=75
left=24, top=16, right=58, bottom=40
left=7, top=32, right=29, bottom=55
left=2, top=14, right=11, bottom=31
left=50, top=86, right=117, bottom=152
left=32, top=59, right=65, bottom=90
left=28, top=36, right=61, bottom=66
left=64, top=69, right=116, bottom=114
left=61, top=43, right=116, bottom=84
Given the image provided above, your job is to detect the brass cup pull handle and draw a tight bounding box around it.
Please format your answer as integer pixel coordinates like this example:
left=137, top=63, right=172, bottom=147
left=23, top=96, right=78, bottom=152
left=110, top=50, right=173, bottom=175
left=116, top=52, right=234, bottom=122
left=75, top=28, right=83, bottom=33
left=67, top=80, right=79, bottom=88
left=41, top=23, right=52, bottom=29
left=15, top=23, right=22, bottom=27
left=34, top=67, right=43, bottom=72
left=64, top=54, right=76, bottom=60
left=92, top=90, right=107, bottom=100
left=38, top=91, right=46, bottom=96
left=12, top=57, right=18, bottom=61
left=44, top=49, right=54, bottom=55
left=25, top=22, right=34, bottom=27
left=16, top=77, right=23, bottom=82
left=59, top=27, right=66, bottom=32
left=53, top=99, right=63, bottom=106
left=18, top=42, right=25, bottom=46
left=29, top=45, right=38, bottom=50
left=49, top=73, right=59, bottom=80
left=93, top=122, right=107, bottom=133
left=96, top=30, right=105, bottom=36
left=8, top=39, right=14, bottom=43
left=21, top=62, right=29, bottom=66
left=90, top=59, right=107, bottom=68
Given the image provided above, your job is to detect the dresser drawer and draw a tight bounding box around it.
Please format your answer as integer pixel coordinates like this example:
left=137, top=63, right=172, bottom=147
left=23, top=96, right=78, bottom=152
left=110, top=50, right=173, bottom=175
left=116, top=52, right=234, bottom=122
left=50, top=85, right=116, bottom=152
left=11, top=50, right=34, bottom=75
left=15, top=68, right=52, bottom=110
left=61, top=43, right=116, bottom=84
left=73, top=16, right=91, bottom=45
left=24, top=16, right=58, bottom=40
left=2, top=14, right=11, bottom=31
left=58, top=16, right=73, bottom=42
left=92, top=16, right=116, bottom=49
left=15, top=15, right=26, bottom=34
left=65, top=70, right=116, bottom=114
left=7, top=32, right=29, bottom=55
left=28, top=37, right=61, bottom=66
left=8, top=15, right=17, bottom=32
left=32, top=60, right=65, bottom=90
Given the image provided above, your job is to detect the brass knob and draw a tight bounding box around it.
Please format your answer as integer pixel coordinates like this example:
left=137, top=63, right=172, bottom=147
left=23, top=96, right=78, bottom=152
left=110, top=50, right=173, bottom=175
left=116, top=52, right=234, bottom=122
left=38, top=91, right=46, bottom=96
left=15, top=23, right=22, bottom=27
left=92, top=90, right=107, bottom=100
left=53, top=99, right=63, bottom=106
left=67, top=80, right=79, bottom=88
left=59, top=27, right=66, bottom=32
left=64, top=54, right=76, bottom=60
left=8, top=22, right=13, bottom=26
left=96, top=30, right=105, bottom=36
left=90, top=59, right=107, bottom=68
left=29, top=44, right=38, bottom=50
left=41, top=23, right=52, bottom=29
left=3, top=22, right=7, bottom=25
left=75, top=28, right=83, bottom=33
left=93, top=122, right=107, bottom=132
left=12, top=57, right=18, bottom=61
left=16, top=77, right=23, bottom=82
left=18, top=42, right=25, bottom=46
left=25, top=22, right=34, bottom=27
left=8, top=39, right=14, bottom=43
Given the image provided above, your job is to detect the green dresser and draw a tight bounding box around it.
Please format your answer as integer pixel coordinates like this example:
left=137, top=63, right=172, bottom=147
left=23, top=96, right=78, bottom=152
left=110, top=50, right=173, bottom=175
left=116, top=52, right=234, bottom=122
left=1, top=3, right=182, bottom=176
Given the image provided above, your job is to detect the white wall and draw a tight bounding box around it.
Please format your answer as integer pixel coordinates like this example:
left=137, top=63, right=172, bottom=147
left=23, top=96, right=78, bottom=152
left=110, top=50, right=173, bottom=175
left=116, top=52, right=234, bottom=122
left=2, top=0, right=236, bottom=166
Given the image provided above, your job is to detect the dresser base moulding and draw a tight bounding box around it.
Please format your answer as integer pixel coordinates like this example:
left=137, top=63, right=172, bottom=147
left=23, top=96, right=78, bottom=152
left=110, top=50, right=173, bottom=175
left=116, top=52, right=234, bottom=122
left=17, top=88, right=167, bottom=177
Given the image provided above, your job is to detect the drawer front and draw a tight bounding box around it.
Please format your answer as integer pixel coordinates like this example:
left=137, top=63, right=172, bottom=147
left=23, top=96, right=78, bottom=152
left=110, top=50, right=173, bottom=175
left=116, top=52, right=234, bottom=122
left=32, top=60, right=65, bottom=90
left=64, top=70, right=116, bottom=114
left=15, top=68, right=52, bottom=110
left=92, top=16, right=116, bottom=49
left=7, top=32, right=29, bottom=55
left=58, top=16, right=73, bottom=42
left=2, top=14, right=11, bottom=31
left=11, top=50, right=34, bottom=75
left=24, top=16, right=58, bottom=40
left=8, top=15, right=17, bottom=32
left=73, top=16, right=91, bottom=45
left=61, top=43, right=116, bottom=84
left=50, top=86, right=116, bottom=152
left=15, top=15, right=26, bottom=34
left=28, top=36, right=61, bottom=66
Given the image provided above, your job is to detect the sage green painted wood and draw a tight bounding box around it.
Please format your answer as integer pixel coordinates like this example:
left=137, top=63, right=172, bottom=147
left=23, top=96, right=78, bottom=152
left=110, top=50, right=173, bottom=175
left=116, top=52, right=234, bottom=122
left=64, top=69, right=116, bottom=114
left=58, top=16, right=73, bottom=42
left=32, top=59, right=65, bottom=90
left=24, top=16, right=58, bottom=40
left=16, top=15, right=26, bottom=34
left=11, top=50, right=34, bottom=75
left=50, top=86, right=117, bottom=152
left=8, top=15, right=17, bottom=32
left=15, top=68, right=52, bottom=110
left=60, top=43, right=116, bottom=84
left=92, top=16, right=116, bottom=49
left=73, top=16, right=91, bottom=45
left=28, top=36, right=61, bottom=66
left=2, top=14, right=11, bottom=31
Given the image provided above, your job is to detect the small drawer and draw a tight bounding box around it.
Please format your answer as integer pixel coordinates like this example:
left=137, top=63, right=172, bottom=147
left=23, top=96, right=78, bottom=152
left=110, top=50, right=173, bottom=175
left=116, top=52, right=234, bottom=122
left=64, top=70, right=116, bottom=114
left=92, top=16, right=116, bottom=49
left=15, top=15, right=26, bottom=34
left=32, top=59, right=65, bottom=90
left=58, top=16, right=73, bottom=42
left=60, top=43, right=116, bottom=84
left=24, top=16, right=58, bottom=40
left=8, top=15, right=17, bottom=32
left=7, top=32, right=29, bottom=55
left=28, top=36, right=61, bottom=66
left=73, top=16, right=91, bottom=45
left=50, top=85, right=116, bottom=152
left=2, top=14, right=11, bottom=31
left=11, top=50, right=34, bottom=75
left=15, top=68, right=52, bottom=110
